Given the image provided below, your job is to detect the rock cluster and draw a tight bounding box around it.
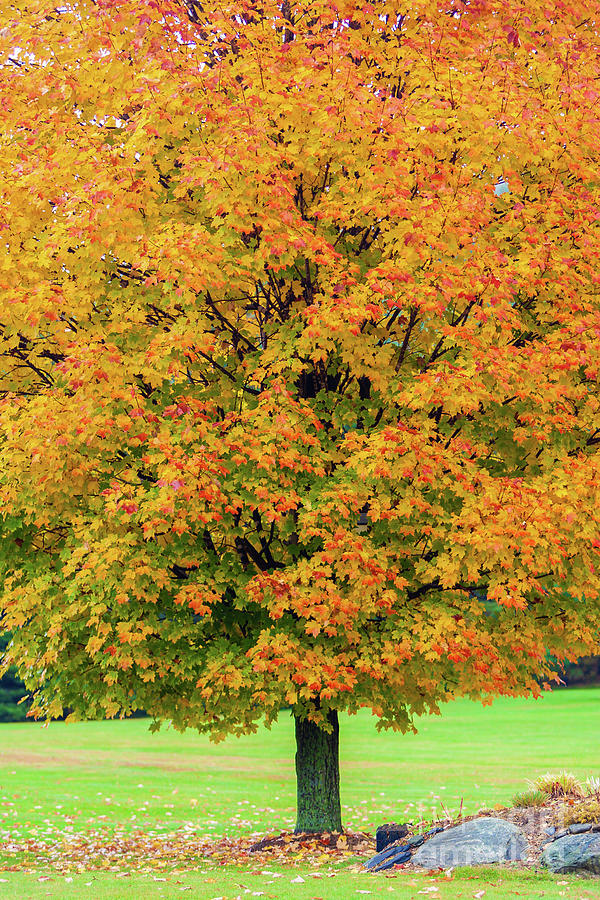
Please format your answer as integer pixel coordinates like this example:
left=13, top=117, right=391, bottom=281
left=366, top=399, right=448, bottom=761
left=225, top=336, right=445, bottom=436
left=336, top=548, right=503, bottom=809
left=366, top=819, right=526, bottom=872
left=541, top=823, right=600, bottom=874
left=365, top=815, right=600, bottom=876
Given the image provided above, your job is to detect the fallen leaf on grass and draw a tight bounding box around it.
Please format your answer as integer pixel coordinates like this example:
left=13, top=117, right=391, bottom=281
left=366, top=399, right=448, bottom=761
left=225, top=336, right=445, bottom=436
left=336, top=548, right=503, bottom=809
left=291, top=875, right=305, bottom=883
left=1, top=827, right=374, bottom=876
left=474, top=892, right=486, bottom=898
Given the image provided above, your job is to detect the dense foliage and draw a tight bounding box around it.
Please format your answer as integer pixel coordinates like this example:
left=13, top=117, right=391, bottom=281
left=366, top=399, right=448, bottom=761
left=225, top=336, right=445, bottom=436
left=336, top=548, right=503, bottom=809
left=1, top=0, right=600, bottom=827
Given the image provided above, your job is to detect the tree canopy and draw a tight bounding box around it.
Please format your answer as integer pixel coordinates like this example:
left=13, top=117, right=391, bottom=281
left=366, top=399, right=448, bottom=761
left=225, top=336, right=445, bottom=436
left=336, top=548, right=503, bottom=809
left=1, top=0, right=600, bottom=831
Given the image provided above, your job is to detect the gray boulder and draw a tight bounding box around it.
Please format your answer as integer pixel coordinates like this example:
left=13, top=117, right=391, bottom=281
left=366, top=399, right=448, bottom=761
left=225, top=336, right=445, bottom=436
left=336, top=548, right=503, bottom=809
left=412, top=817, right=527, bottom=869
left=541, top=833, right=600, bottom=874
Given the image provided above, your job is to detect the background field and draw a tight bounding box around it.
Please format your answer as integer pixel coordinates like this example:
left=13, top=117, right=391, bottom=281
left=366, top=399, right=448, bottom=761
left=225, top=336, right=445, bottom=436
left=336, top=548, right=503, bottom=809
left=1, top=688, right=600, bottom=898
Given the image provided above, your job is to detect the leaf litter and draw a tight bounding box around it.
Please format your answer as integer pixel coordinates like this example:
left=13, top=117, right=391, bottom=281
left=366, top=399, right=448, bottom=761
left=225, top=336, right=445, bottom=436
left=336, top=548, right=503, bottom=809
left=0, top=827, right=374, bottom=875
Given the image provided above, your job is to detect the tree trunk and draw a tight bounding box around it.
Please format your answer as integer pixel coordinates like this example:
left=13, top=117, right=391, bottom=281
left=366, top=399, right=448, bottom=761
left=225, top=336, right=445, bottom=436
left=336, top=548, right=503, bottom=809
left=294, top=709, right=342, bottom=833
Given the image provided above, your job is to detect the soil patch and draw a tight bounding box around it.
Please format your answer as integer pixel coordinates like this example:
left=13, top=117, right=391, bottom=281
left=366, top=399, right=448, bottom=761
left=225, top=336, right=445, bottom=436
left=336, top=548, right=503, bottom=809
left=249, top=830, right=374, bottom=855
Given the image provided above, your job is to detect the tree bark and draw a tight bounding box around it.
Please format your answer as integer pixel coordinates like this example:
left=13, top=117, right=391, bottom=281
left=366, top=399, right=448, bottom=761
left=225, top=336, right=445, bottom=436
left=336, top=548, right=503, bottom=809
left=294, top=709, right=342, bottom=833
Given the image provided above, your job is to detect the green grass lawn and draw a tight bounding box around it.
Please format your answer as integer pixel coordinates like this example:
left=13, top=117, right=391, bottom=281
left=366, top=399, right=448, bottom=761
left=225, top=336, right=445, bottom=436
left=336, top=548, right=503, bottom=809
left=1, top=688, right=600, bottom=898
left=1, top=865, right=599, bottom=900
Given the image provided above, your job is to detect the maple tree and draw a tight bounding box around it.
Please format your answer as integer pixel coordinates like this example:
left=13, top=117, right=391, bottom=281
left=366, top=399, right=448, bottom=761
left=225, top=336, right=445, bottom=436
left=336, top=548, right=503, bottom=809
left=1, top=0, right=600, bottom=833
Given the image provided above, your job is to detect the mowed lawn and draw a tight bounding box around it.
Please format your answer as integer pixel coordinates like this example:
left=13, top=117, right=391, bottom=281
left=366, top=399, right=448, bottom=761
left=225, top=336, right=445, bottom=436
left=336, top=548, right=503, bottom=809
left=0, top=688, right=599, bottom=898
